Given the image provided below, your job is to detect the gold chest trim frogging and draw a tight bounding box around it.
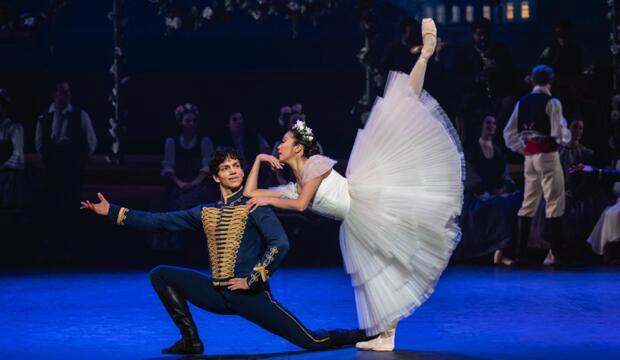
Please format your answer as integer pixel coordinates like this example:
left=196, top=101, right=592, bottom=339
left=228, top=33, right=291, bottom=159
left=201, top=205, right=248, bottom=279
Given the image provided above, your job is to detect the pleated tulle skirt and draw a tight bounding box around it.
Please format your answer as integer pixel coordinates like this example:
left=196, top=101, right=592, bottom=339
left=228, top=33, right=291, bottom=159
left=341, top=71, right=465, bottom=335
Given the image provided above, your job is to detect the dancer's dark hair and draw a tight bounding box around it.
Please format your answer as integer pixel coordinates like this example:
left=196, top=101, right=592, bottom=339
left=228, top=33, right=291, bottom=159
left=290, top=125, right=321, bottom=158
left=209, top=148, right=243, bottom=174
left=531, top=65, right=555, bottom=86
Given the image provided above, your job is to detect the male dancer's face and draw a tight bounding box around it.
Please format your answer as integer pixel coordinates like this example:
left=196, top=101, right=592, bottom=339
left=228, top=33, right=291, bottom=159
left=212, top=157, right=244, bottom=192
left=54, top=82, right=71, bottom=110
left=472, top=27, right=489, bottom=49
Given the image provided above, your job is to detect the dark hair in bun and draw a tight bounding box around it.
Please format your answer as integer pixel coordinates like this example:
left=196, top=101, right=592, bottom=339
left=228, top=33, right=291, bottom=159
left=290, top=121, right=321, bottom=158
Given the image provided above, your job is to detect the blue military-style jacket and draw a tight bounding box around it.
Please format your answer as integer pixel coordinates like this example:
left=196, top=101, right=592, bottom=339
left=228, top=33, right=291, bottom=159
left=107, top=187, right=289, bottom=288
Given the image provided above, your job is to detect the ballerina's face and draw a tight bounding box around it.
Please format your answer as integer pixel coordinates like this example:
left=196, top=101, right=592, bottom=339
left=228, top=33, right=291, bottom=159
left=277, top=131, right=301, bottom=162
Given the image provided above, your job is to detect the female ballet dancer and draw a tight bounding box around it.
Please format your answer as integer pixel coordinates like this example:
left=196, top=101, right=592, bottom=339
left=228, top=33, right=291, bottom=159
left=243, top=18, right=464, bottom=351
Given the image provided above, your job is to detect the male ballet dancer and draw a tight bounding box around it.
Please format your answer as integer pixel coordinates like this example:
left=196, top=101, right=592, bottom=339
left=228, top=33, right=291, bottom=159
left=82, top=148, right=372, bottom=354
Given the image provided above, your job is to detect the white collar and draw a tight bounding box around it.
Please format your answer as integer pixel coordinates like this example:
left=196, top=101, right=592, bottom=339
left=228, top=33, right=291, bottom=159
left=48, top=103, right=73, bottom=114
left=532, top=86, right=552, bottom=96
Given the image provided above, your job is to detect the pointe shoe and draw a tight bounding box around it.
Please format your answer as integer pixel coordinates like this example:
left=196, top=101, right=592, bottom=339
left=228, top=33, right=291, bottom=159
left=355, top=327, right=395, bottom=352
left=420, top=18, right=437, bottom=62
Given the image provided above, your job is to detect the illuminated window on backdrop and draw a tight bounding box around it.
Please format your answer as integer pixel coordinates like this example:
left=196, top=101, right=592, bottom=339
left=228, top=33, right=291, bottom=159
left=506, top=3, right=514, bottom=21
left=436, top=5, right=446, bottom=24
left=452, top=6, right=460, bottom=23
left=466, top=5, right=474, bottom=22
left=483, top=5, right=491, bottom=20
left=521, top=1, right=530, bottom=20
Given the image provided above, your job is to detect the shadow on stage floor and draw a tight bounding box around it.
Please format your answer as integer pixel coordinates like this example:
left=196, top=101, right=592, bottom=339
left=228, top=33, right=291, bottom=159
left=143, top=349, right=483, bottom=360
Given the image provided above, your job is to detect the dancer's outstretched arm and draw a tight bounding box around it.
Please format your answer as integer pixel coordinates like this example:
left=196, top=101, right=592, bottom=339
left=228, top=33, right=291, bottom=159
left=80, top=192, right=202, bottom=231
left=243, top=154, right=285, bottom=198
left=247, top=176, right=323, bottom=213
left=409, top=18, right=437, bottom=97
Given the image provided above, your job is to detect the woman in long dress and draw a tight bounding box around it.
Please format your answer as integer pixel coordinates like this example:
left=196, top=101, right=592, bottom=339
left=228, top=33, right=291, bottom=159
left=243, top=19, right=464, bottom=351
left=455, top=114, right=521, bottom=265
left=0, top=88, right=28, bottom=210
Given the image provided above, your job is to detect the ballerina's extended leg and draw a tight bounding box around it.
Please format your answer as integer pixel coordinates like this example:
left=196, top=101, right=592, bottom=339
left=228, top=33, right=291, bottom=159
left=357, top=18, right=439, bottom=352
left=408, top=18, right=437, bottom=97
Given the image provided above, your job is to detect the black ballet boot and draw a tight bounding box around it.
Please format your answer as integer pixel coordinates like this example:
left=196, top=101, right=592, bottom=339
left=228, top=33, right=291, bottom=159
left=549, top=217, right=568, bottom=266
left=515, top=216, right=532, bottom=266
left=155, top=285, right=204, bottom=355
left=328, top=329, right=377, bottom=348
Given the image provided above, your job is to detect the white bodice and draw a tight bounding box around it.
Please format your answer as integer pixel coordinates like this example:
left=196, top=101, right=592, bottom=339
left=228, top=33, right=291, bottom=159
left=270, top=155, right=350, bottom=221
left=309, top=169, right=350, bottom=221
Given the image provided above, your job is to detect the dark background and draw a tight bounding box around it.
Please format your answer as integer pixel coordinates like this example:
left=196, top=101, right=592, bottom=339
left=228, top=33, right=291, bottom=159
left=0, top=0, right=614, bottom=268
left=1, top=0, right=611, bottom=156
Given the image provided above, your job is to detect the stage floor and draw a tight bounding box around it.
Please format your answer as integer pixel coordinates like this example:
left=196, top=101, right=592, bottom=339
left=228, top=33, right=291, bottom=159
left=1, top=265, right=619, bottom=360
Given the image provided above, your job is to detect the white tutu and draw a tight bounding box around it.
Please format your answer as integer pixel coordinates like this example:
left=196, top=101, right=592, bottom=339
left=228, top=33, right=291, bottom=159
left=343, top=71, right=465, bottom=334
left=270, top=71, right=464, bottom=335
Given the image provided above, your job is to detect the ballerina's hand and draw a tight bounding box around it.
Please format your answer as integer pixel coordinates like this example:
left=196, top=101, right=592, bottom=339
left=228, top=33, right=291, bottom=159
left=80, top=192, right=110, bottom=216
left=246, top=197, right=270, bottom=213
left=258, top=154, right=284, bottom=171
left=569, top=164, right=593, bottom=174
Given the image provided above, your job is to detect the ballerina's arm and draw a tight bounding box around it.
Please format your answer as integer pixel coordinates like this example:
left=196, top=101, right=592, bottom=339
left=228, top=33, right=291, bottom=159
left=247, top=176, right=323, bottom=213
left=243, top=154, right=285, bottom=198
left=408, top=18, right=436, bottom=96
left=408, top=54, right=428, bottom=97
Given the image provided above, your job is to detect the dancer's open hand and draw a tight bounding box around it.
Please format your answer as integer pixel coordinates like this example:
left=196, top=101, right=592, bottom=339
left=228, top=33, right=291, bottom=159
left=258, top=154, right=284, bottom=171
left=80, top=192, right=110, bottom=216
left=246, top=197, right=270, bottom=213
left=227, top=278, right=249, bottom=291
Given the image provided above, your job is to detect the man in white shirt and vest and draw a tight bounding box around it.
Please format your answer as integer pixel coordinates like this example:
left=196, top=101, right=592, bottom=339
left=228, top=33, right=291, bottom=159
left=36, top=81, right=97, bottom=262
left=504, top=65, right=571, bottom=266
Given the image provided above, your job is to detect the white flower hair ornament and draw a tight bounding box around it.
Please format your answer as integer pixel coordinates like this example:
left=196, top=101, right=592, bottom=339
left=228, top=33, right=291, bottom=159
left=292, top=120, right=314, bottom=142
left=175, top=103, right=199, bottom=121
